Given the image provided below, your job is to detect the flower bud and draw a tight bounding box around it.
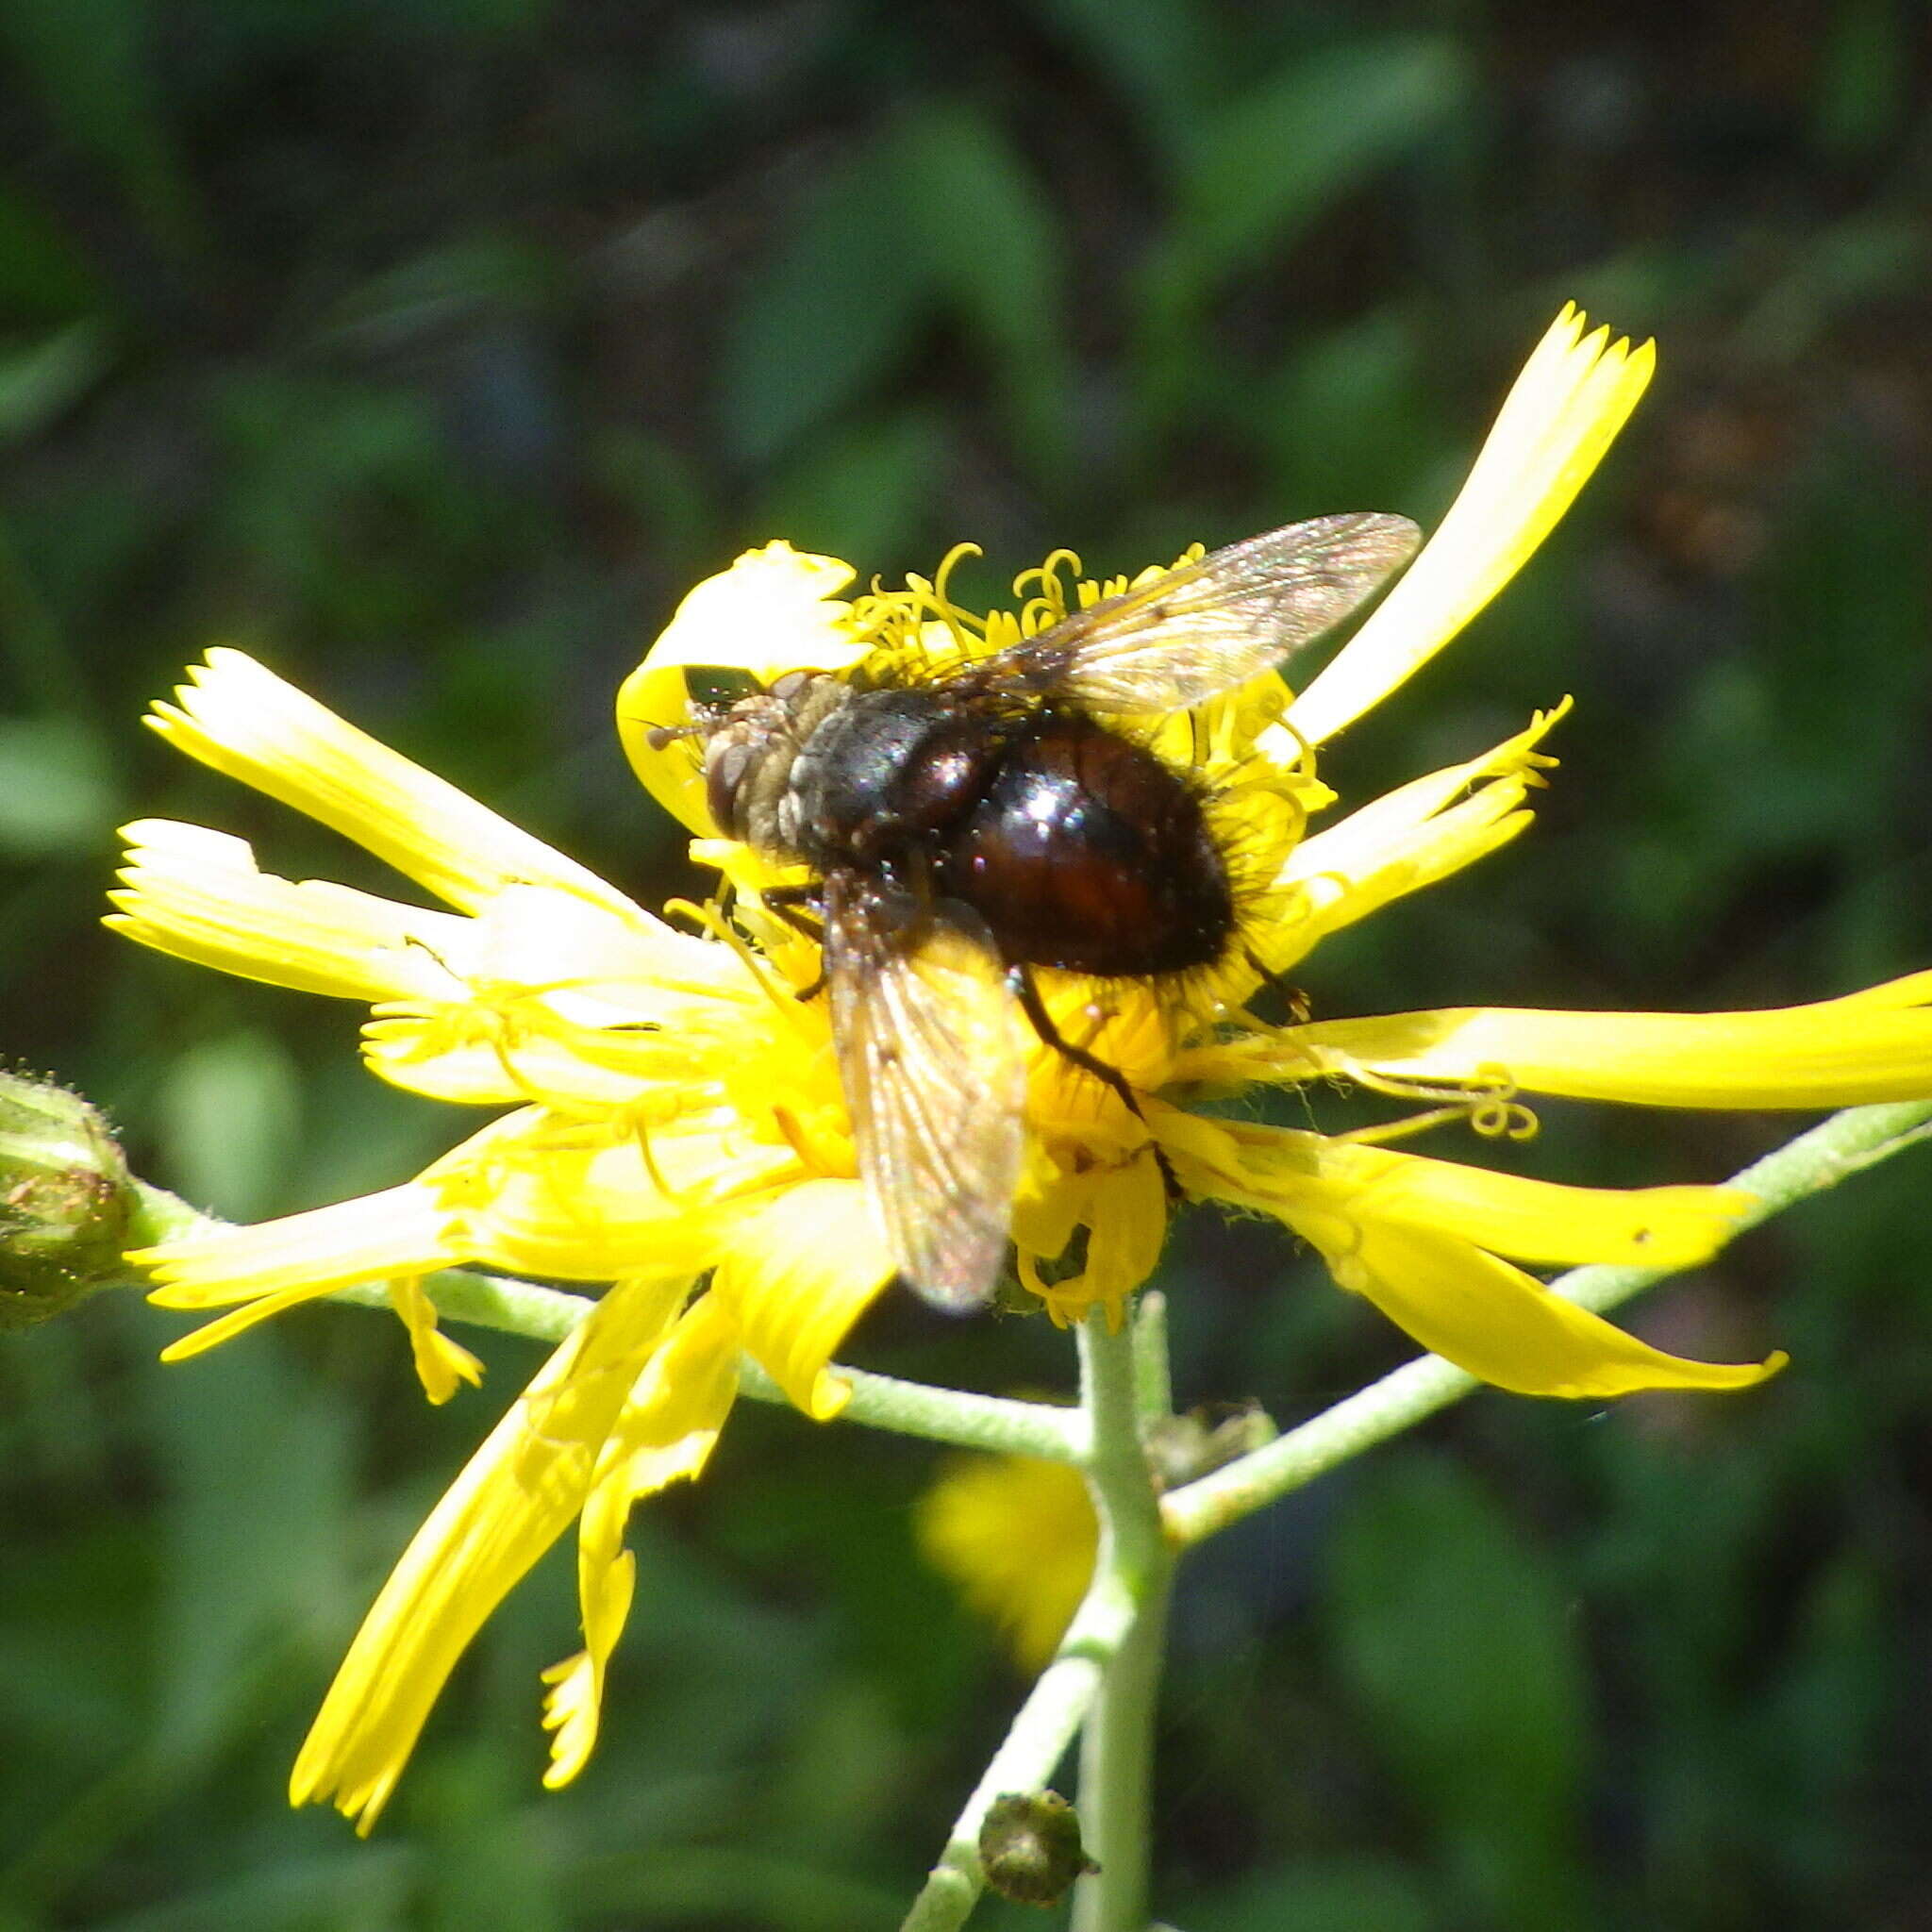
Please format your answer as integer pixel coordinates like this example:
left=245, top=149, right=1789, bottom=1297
left=978, top=1789, right=1097, bottom=1907
left=1144, top=1400, right=1276, bottom=1491
left=0, top=1073, right=135, bottom=1329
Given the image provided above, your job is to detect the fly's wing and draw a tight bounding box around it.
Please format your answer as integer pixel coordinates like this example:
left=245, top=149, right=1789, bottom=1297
left=823, top=873, right=1029, bottom=1312
left=982, top=511, right=1421, bottom=713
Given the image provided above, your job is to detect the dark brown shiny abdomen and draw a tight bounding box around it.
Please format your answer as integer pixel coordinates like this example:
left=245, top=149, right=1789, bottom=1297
left=939, top=716, right=1233, bottom=976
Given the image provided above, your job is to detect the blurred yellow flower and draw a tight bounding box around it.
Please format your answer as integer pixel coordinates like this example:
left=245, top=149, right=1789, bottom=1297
left=108, top=304, right=1932, bottom=1826
left=918, top=1453, right=1098, bottom=1672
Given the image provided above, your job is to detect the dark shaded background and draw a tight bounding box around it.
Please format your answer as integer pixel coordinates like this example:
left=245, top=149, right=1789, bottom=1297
left=2, top=4, right=1930, bottom=1927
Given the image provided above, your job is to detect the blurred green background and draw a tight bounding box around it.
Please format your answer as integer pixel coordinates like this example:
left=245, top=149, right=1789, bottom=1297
left=3, top=3, right=1930, bottom=1927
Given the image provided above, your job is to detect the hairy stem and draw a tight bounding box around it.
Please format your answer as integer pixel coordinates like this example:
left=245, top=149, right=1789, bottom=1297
left=124, top=1180, right=1083, bottom=1461
left=1070, top=1307, right=1173, bottom=1932
left=900, top=1306, right=1174, bottom=1932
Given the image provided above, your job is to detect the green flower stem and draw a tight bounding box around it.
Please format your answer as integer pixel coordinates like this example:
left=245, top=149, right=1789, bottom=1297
left=1131, top=1289, right=1173, bottom=1425
left=1161, top=1097, right=1932, bottom=1548
left=802, top=1365, right=1083, bottom=1459
left=1071, top=1307, right=1174, bottom=1932
left=900, top=1308, right=1174, bottom=1932
left=1075, top=1575, right=1170, bottom=1932
left=333, top=1267, right=587, bottom=1340
left=124, top=1181, right=1085, bottom=1462
left=898, top=1561, right=1138, bottom=1930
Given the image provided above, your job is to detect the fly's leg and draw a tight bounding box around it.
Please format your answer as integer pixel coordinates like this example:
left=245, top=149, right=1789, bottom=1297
left=1242, top=947, right=1311, bottom=1024
left=760, top=884, right=828, bottom=1000
left=1007, top=962, right=1181, bottom=1201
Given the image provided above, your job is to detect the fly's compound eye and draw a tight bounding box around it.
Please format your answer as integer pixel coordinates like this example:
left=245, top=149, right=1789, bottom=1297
left=654, top=667, right=764, bottom=750
left=685, top=665, right=764, bottom=712
left=705, top=738, right=755, bottom=834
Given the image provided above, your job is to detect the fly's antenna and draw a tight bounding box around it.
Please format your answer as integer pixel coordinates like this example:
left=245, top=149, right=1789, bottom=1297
left=646, top=666, right=775, bottom=748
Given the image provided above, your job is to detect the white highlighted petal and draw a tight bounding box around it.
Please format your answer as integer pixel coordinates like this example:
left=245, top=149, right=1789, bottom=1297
left=109, top=819, right=472, bottom=1003
left=138, top=1184, right=458, bottom=1310
left=149, top=650, right=637, bottom=917
left=617, top=542, right=868, bottom=837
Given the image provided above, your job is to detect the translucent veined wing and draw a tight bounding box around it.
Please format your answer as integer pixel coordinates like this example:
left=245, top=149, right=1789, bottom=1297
left=823, top=873, right=1029, bottom=1312
left=981, top=512, right=1420, bottom=713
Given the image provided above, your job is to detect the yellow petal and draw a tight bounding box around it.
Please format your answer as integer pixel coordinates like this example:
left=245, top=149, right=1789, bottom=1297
left=454, top=1114, right=796, bottom=1282
left=1299, top=1212, right=1783, bottom=1398
left=148, top=650, right=637, bottom=918
left=1263, top=705, right=1566, bottom=972
left=1010, top=1157, right=1097, bottom=1267
left=142, top=1106, right=732, bottom=1329
left=388, top=1274, right=485, bottom=1406
left=155, top=1280, right=371, bottom=1360
left=1086, top=1152, right=1171, bottom=1298
left=1025, top=977, right=1179, bottom=1124
left=1209, top=1127, right=1749, bottom=1268
left=138, top=1184, right=457, bottom=1313
left=708, top=1178, right=895, bottom=1418
left=1029, top=1151, right=1169, bottom=1325
left=608, top=1289, right=741, bottom=1486
left=291, top=1274, right=690, bottom=1832
left=1289, top=306, right=1654, bottom=747
left=544, top=1292, right=741, bottom=1787
left=108, top=820, right=471, bottom=1003
left=616, top=542, right=867, bottom=838
left=1295, top=974, right=1932, bottom=1108
left=538, top=1646, right=620, bottom=1797
left=360, top=1011, right=657, bottom=1109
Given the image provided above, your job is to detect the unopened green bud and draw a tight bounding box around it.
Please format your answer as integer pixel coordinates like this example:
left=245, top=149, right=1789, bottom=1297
left=1144, top=1400, right=1277, bottom=1491
left=978, top=1790, right=1097, bottom=1907
left=991, top=1268, right=1045, bottom=1318
left=0, top=1073, right=135, bottom=1329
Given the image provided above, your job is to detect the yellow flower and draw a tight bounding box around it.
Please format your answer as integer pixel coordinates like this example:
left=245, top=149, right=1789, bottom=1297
left=108, top=303, right=1932, bottom=1827
left=111, top=657, right=895, bottom=1830
left=918, top=1453, right=1098, bottom=1672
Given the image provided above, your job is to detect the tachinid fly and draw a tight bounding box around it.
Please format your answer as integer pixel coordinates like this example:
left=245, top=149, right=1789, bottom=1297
left=658, top=514, right=1420, bottom=1310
